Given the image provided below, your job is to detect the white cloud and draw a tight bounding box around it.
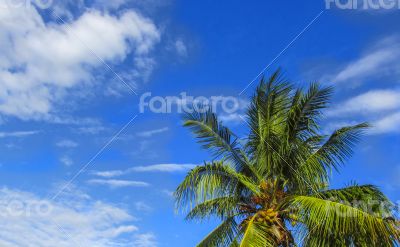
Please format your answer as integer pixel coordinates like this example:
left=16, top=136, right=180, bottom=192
left=0, top=7, right=160, bottom=120
left=327, top=89, right=400, bottom=117
left=91, top=170, right=126, bottom=178
left=0, top=130, right=40, bottom=138
left=132, top=164, right=196, bottom=172
left=87, top=179, right=150, bottom=188
left=131, top=140, right=158, bottom=159
left=322, top=120, right=360, bottom=135
left=60, top=156, right=74, bottom=167
left=0, top=187, right=149, bottom=246
left=334, top=49, right=395, bottom=83
left=92, top=163, right=197, bottom=178
left=4, top=143, right=17, bottom=149
left=133, top=233, right=157, bottom=247
left=136, top=127, right=169, bottom=137
left=371, top=111, right=400, bottom=134
left=219, top=113, right=246, bottom=124
left=161, top=189, right=174, bottom=198
left=330, top=36, right=400, bottom=85
left=175, top=39, right=187, bottom=57
left=325, top=89, right=400, bottom=134
left=134, top=202, right=152, bottom=212
left=320, top=36, right=400, bottom=135
left=76, top=126, right=107, bottom=135
left=44, top=116, right=101, bottom=125
left=56, top=140, right=79, bottom=148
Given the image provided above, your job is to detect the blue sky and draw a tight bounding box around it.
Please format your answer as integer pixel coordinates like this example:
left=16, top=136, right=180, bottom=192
left=0, top=0, right=399, bottom=246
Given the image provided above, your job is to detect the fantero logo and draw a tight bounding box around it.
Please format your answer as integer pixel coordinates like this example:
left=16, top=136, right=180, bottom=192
left=139, top=92, right=246, bottom=115
left=326, top=0, right=400, bottom=10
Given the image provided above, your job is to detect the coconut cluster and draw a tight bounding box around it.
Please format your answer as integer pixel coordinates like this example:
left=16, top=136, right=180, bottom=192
left=256, top=208, right=279, bottom=224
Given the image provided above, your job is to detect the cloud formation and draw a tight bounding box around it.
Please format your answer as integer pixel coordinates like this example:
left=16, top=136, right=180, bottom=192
left=0, top=131, right=40, bottom=138
left=0, top=7, right=160, bottom=120
left=329, top=36, right=400, bottom=85
left=136, top=127, right=169, bottom=138
left=175, top=39, right=188, bottom=57
left=92, top=163, right=197, bottom=178
left=0, top=187, right=151, bottom=246
left=372, top=111, right=400, bottom=134
left=322, top=36, right=400, bottom=134
left=60, top=156, right=74, bottom=167
left=56, top=140, right=79, bottom=148
left=133, top=233, right=157, bottom=247
left=327, top=89, right=400, bottom=117
left=326, top=89, right=400, bottom=134
left=87, top=179, right=150, bottom=188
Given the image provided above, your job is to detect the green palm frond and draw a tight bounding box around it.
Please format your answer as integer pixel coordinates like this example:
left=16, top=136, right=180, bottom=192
left=285, top=83, right=333, bottom=141
left=319, top=184, right=389, bottom=203
left=288, top=195, right=399, bottom=246
left=186, top=196, right=240, bottom=220
left=175, top=161, right=259, bottom=211
left=307, top=123, right=370, bottom=172
left=183, top=108, right=238, bottom=158
left=183, top=109, right=255, bottom=176
left=317, top=184, right=393, bottom=217
left=246, top=70, right=292, bottom=176
left=239, top=214, right=275, bottom=247
left=229, top=238, right=240, bottom=247
left=197, top=216, right=239, bottom=247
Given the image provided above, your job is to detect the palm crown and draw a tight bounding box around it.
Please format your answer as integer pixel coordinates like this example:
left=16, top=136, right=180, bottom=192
left=174, top=70, right=400, bottom=246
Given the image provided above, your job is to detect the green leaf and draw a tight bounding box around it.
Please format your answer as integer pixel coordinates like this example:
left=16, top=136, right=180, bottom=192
left=197, top=217, right=238, bottom=247
left=288, top=195, right=399, bottom=246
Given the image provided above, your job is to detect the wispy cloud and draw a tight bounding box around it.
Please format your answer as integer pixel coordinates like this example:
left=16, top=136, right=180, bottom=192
left=219, top=113, right=246, bottom=124
left=132, top=164, right=196, bottom=172
left=92, top=163, right=197, bottom=178
left=320, top=36, right=400, bottom=135
left=371, top=111, right=400, bottom=134
left=327, top=89, right=400, bottom=117
left=175, top=39, right=188, bottom=57
left=161, top=189, right=174, bottom=198
left=136, top=127, right=169, bottom=138
left=135, top=202, right=152, bottom=212
left=327, top=36, right=400, bottom=85
left=76, top=126, right=107, bottom=135
left=133, top=233, right=157, bottom=247
left=324, top=88, right=400, bottom=134
left=0, top=187, right=147, bottom=246
left=60, top=156, right=74, bottom=167
left=91, top=170, right=126, bottom=178
left=0, top=131, right=40, bottom=138
left=56, top=140, right=79, bottom=148
left=87, top=179, right=150, bottom=188
left=92, top=170, right=126, bottom=178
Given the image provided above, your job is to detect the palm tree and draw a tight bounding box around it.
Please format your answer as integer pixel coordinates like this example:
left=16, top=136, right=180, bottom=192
left=174, top=70, right=399, bottom=246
